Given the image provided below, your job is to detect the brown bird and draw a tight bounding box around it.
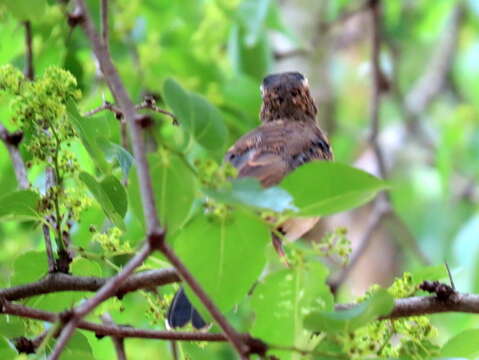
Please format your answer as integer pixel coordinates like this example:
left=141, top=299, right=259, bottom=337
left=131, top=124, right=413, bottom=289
left=167, top=71, right=333, bottom=328
left=226, top=71, right=332, bottom=253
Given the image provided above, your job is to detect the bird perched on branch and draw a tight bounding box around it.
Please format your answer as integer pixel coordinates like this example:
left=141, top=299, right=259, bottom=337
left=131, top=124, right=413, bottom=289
left=167, top=71, right=333, bottom=329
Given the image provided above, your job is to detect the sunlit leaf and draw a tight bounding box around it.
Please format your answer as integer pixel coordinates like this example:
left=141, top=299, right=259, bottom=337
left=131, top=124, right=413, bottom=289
left=11, top=251, right=47, bottom=286
left=280, top=162, right=387, bottom=216
left=0, top=189, right=40, bottom=222
left=67, top=101, right=110, bottom=174
left=173, top=210, right=270, bottom=318
left=440, top=329, right=479, bottom=358
left=204, top=177, right=296, bottom=212
left=0, top=337, right=17, bottom=358
left=79, top=172, right=126, bottom=230
left=2, top=0, right=47, bottom=21
left=304, top=289, right=394, bottom=333
left=251, top=262, right=333, bottom=359
left=129, top=151, right=197, bottom=234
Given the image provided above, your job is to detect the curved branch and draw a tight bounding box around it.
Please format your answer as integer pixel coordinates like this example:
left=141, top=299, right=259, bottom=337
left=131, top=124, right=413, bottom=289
left=335, top=292, right=479, bottom=319
left=0, top=268, right=180, bottom=302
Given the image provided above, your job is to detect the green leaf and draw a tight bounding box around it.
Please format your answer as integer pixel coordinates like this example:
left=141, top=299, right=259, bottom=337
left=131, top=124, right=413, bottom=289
left=304, top=289, right=394, bottom=333
left=228, top=25, right=272, bottom=81
left=0, top=317, right=25, bottom=338
left=173, top=210, right=270, bottom=317
left=129, top=152, right=197, bottom=234
left=411, top=265, right=448, bottom=284
left=163, top=78, right=193, bottom=126
left=0, top=190, right=40, bottom=222
left=204, top=177, right=296, bottom=212
left=236, top=0, right=271, bottom=46
left=66, top=101, right=110, bottom=174
left=251, top=263, right=333, bottom=359
left=99, top=139, right=134, bottom=180
left=11, top=251, right=47, bottom=286
left=280, top=162, right=387, bottom=216
left=2, top=0, right=47, bottom=21
left=440, top=329, right=479, bottom=358
left=62, top=332, right=95, bottom=360
left=79, top=172, right=126, bottom=230
left=163, top=78, right=227, bottom=152
left=101, top=175, right=128, bottom=217
left=0, top=337, right=16, bottom=358
left=70, top=258, right=102, bottom=277
left=189, top=93, right=228, bottom=151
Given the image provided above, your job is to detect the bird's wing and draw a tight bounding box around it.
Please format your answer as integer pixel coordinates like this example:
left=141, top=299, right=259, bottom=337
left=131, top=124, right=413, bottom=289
left=225, top=120, right=332, bottom=187
left=225, top=120, right=332, bottom=241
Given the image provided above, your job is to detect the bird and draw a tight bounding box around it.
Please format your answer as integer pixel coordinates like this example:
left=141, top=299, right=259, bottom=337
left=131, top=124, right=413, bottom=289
left=167, top=71, right=333, bottom=329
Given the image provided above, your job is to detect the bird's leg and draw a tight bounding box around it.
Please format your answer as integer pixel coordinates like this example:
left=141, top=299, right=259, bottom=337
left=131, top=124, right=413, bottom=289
left=272, top=233, right=290, bottom=267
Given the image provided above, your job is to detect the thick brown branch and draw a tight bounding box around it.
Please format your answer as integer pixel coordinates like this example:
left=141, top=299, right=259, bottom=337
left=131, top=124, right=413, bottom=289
left=0, top=268, right=179, bottom=302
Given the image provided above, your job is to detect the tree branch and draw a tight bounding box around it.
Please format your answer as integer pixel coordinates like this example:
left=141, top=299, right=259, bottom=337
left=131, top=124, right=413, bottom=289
left=83, top=98, right=177, bottom=124
left=0, top=268, right=179, bottom=302
left=0, top=124, right=29, bottom=189
left=23, top=21, right=34, bottom=81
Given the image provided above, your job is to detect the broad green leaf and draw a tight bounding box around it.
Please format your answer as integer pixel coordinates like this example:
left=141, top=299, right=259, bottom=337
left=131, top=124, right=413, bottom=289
left=11, top=251, right=47, bottom=286
left=70, top=258, right=102, bottom=277
left=280, top=162, right=387, bottom=216
left=440, top=329, right=479, bottom=358
left=0, top=190, right=40, bottom=221
left=236, top=0, right=271, bottom=46
left=204, top=177, right=296, bottom=212
left=129, top=152, right=197, bottom=234
left=2, top=0, right=47, bottom=21
left=304, top=289, right=394, bottom=333
left=163, top=78, right=227, bottom=151
left=0, top=317, right=25, bottom=338
left=67, top=101, right=110, bottom=174
left=163, top=78, right=193, bottom=126
left=228, top=25, right=272, bottom=81
left=412, top=265, right=448, bottom=284
left=61, top=332, right=95, bottom=360
left=189, top=93, right=228, bottom=152
left=0, top=337, right=16, bottom=358
left=251, top=263, right=333, bottom=359
left=79, top=172, right=126, bottom=230
left=174, top=210, right=270, bottom=317
left=101, top=175, right=128, bottom=218
left=99, top=139, right=134, bottom=180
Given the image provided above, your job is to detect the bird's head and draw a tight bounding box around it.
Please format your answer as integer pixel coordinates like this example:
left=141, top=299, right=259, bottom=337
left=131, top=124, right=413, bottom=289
left=260, top=71, right=317, bottom=123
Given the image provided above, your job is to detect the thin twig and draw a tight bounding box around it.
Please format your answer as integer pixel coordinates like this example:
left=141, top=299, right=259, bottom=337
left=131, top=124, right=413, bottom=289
left=42, top=225, right=56, bottom=273
left=101, top=313, right=127, bottom=360
left=0, top=124, right=29, bottom=189
left=23, top=21, right=34, bottom=81
left=83, top=99, right=177, bottom=124
left=83, top=101, right=121, bottom=117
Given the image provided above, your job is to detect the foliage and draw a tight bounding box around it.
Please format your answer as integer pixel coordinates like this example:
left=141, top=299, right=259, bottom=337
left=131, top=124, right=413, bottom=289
left=0, top=0, right=478, bottom=359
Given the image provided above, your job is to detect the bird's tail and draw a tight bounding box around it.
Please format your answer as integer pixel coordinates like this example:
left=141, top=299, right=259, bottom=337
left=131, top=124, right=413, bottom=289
left=167, top=287, right=207, bottom=329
